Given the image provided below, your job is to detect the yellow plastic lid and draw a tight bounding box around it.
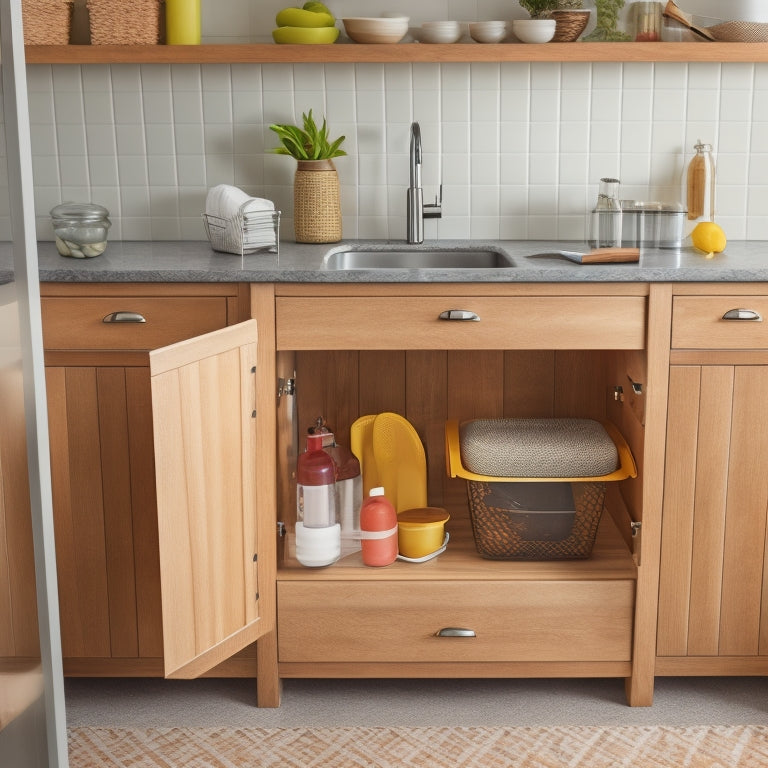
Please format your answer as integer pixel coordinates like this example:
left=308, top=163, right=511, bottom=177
left=398, top=507, right=450, bottom=526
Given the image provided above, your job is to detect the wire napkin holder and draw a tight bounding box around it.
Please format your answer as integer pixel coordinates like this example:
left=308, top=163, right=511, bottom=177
left=202, top=205, right=281, bottom=257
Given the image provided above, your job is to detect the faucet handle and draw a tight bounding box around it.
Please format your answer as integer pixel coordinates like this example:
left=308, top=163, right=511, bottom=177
left=424, top=184, right=442, bottom=219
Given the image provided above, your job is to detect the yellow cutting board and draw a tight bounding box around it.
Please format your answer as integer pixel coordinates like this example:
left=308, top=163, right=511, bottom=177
left=371, top=412, right=428, bottom=513
left=350, top=414, right=379, bottom=495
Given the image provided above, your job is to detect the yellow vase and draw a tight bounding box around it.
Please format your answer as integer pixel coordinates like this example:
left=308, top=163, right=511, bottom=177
left=166, top=0, right=201, bottom=45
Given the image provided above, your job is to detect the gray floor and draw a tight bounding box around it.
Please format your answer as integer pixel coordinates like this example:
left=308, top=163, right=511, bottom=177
left=65, top=676, right=768, bottom=728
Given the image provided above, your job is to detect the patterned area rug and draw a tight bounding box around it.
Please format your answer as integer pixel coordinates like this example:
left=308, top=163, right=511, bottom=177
left=68, top=725, right=768, bottom=767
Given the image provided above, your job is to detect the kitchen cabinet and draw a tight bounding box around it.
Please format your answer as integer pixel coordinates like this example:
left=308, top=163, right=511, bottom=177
left=266, top=282, right=672, bottom=708
left=24, top=42, right=768, bottom=66
left=40, top=282, right=251, bottom=676
left=657, top=284, right=768, bottom=676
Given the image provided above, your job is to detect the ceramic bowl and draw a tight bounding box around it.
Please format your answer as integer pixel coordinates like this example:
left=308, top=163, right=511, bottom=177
left=342, top=16, right=409, bottom=44
left=418, top=20, right=462, bottom=44
left=511, top=18, right=556, bottom=44
left=469, top=21, right=507, bottom=43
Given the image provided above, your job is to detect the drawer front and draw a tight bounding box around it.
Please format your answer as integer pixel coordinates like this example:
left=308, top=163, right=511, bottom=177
left=278, top=580, right=634, bottom=663
left=42, top=296, right=229, bottom=351
left=672, top=296, right=768, bottom=350
left=276, top=296, right=647, bottom=350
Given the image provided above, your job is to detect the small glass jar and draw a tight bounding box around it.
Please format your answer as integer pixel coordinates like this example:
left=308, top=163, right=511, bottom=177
left=50, top=203, right=111, bottom=258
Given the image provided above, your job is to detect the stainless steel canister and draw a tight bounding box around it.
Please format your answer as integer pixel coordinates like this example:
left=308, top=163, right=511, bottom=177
left=620, top=201, right=686, bottom=249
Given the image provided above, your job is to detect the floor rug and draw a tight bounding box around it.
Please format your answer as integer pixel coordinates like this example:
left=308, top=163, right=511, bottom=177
left=68, top=724, right=768, bottom=767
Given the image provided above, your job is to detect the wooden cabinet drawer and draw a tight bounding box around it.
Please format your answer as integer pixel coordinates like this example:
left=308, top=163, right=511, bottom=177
left=278, top=580, right=634, bottom=663
left=42, top=296, right=229, bottom=351
left=276, top=296, right=646, bottom=350
left=672, top=296, right=768, bottom=350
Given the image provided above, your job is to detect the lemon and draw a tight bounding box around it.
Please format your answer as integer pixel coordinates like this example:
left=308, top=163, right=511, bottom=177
left=691, top=221, right=727, bottom=254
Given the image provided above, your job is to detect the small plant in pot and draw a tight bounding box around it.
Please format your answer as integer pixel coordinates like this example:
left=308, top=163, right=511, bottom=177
left=269, top=110, right=346, bottom=243
left=518, top=0, right=558, bottom=18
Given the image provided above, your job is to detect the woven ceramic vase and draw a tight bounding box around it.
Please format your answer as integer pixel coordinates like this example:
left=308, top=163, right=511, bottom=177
left=293, top=159, right=342, bottom=244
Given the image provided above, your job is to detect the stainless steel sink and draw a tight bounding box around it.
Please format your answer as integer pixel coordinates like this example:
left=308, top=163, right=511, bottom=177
left=323, top=247, right=515, bottom=270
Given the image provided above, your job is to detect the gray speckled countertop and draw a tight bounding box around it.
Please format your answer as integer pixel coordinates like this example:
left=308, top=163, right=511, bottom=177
left=1, top=239, right=767, bottom=284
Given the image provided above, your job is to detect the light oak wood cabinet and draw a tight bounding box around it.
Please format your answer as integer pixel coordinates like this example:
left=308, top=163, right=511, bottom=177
left=40, top=277, right=768, bottom=707
left=657, top=285, right=768, bottom=676
left=40, top=282, right=250, bottom=676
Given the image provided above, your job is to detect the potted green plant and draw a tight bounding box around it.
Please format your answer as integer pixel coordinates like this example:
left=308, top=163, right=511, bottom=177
left=269, top=110, right=347, bottom=243
left=518, top=0, right=558, bottom=18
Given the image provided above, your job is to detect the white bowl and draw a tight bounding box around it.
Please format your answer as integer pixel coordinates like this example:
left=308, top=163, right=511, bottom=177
left=511, top=18, right=556, bottom=44
left=469, top=21, right=507, bottom=43
left=342, top=16, right=409, bottom=44
left=418, top=20, right=462, bottom=44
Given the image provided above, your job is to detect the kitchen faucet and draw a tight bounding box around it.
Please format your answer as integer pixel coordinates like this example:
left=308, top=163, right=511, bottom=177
left=406, top=122, right=442, bottom=244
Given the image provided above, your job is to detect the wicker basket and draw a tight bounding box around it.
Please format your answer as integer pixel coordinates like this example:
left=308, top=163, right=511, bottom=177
left=293, top=159, right=342, bottom=244
left=551, top=9, right=591, bottom=42
left=22, top=0, right=73, bottom=45
left=466, top=480, right=606, bottom=560
left=86, top=0, right=163, bottom=45
left=709, top=21, right=768, bottom=42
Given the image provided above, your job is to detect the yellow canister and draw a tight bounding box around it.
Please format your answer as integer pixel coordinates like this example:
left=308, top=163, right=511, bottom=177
left=166, top=0, right=201, bottom=45
left=397, top=508, right=450, bottom=559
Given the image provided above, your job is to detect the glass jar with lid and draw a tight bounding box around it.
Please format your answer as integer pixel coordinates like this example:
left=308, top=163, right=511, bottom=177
left=50, top=203, right=111, bottom=258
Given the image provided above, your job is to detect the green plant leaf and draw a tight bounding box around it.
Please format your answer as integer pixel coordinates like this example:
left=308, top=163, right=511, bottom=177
left=268, top=110, right=346, bottom=160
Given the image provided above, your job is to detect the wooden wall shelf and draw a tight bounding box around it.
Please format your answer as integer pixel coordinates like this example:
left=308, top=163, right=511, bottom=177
left=24, top=42, right=768, bottom=66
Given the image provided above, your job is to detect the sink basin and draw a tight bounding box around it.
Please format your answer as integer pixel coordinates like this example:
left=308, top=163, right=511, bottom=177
left=323, top=247, right=515, bottom=270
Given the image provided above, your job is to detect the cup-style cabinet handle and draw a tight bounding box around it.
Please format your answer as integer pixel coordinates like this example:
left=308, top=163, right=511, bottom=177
left=102, top=311, right=147, bottom=324
left=721, top=308, right=763, bottom=322
left=438, top=310, right=480, bottom=322
left=435, top=627, right=476, bottom=638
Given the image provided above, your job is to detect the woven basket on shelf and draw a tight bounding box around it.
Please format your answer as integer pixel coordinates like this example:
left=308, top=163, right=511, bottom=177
left=709, top=21, right=768, bottom=43
left=293, top=159, right=342, bottom=244
left=22, top=0, right=73, bottom=45
left=551, top=9, right=591, bottom=42
left=86, top=0, right=163, bottom=45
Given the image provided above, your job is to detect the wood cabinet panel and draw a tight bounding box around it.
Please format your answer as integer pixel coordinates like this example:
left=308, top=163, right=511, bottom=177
left=658, top=364, right=768, bottom=658
left=42, top=296, right=229, bottom=351
left=671, top=296, right=768, bottom=349
left=276, top=296, right=646, bottom=351
left=278, top=579, right=634, bottom=664
left=41, top=283, right=248, bottom=675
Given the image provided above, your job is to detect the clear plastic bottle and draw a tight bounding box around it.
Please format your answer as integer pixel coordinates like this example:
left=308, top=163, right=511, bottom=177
left=589, top=177, right=623, bottom=248
left=685, top=139, right=715, bottom=232
left=295, top=434, right=340, bottom=567
left=321, top=432, right=363, bottom=556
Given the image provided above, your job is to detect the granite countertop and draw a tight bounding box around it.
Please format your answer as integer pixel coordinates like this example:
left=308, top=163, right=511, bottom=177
left=1, top=239, right=767, bottom=284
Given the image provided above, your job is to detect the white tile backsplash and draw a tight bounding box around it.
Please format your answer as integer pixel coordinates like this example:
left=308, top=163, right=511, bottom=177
left=20, top=60, right=768, bottom=242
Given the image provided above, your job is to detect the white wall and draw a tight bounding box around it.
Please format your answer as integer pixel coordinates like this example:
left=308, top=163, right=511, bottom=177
left=21, top=58, right=768, bottom=243
left=14, top=0, right=768, bottom=243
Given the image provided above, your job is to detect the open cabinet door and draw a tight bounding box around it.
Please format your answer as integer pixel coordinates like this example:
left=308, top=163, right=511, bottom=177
left=149, top=319, right=274, bottom=679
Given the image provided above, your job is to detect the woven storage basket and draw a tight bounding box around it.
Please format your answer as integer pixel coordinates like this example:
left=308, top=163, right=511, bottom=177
left=293, top=159, right=342, bottom=244
left=86, top=0, right=163, bottom=45
left=22, top=0, right=73, bottom=45
left=709, top=21, right=768, bottom=42
left=551, top=9, right=591, bottom=42
left=467, top=480, right=606, bottom=560
left=445, top=418, right=637, bottom=561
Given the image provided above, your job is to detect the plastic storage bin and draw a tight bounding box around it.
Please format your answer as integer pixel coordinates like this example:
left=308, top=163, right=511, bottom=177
left=445, top=418, right=636, bottom=561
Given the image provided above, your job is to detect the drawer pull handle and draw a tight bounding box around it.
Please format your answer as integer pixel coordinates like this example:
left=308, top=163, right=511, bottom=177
left=439, top=310, right=480, bottom=322
left=722, top=308, right=762, bottom=322
left=102, top=311, right=147, bottom=324
left=435, top=627, right=476, bottom=638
